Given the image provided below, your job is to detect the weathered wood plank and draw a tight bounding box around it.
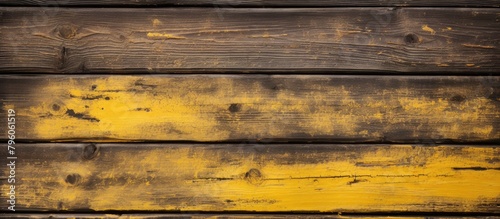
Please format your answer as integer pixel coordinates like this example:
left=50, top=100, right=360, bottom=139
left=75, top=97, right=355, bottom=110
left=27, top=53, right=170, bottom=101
left=0, top=0, right=499, bottom=7
left=0, top=75, right=498, bottom=142
left=0, top=215, right=497, bottom=219
left=1, top=143, right=498, bottom=212
left=0, top=8, right=499, bottom=73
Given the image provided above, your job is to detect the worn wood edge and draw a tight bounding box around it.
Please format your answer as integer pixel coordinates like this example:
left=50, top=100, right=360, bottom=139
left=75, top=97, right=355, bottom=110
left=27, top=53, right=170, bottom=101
left=0, top=0, right=498, bottom=7
left=0, top=7, right=499, bottom=73
left=0, top=75, right=498, bottom=142
left=0, top=214, right=498, bottom=218
left=1, top=143, right=498, bottom=212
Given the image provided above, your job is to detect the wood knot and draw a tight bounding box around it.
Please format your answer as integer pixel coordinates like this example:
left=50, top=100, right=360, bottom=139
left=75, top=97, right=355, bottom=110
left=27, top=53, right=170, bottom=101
left=228, top=103, right=241, bottom=113
left=245, top=168, right=263, bottom=185
left=404, top=33, right=419, bottom=45
left=58, top=25, right=77, bottom=39
left=49, top=102, right=66, bottom=115
left=82, top=143, right=98, bottom=160
left=450, top=95, right=466, bottom=102
left=65, top=173, right=81, bottom=185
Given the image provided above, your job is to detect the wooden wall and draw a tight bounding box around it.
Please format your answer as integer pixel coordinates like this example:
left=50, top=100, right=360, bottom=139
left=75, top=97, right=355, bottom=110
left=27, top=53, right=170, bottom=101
left=0, top=0, right=499, bottom=218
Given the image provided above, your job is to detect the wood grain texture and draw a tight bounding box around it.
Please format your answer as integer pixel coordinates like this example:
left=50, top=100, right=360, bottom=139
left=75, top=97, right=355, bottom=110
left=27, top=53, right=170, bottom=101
left=1, top=215, right=498, bottom=219
left=0, top=0, right=499, bottom=7
left=1, top=143, right=498, bottom=212
left=1, top=75, right=499, bottom=142
left=0, top=8, right=499, bottom=73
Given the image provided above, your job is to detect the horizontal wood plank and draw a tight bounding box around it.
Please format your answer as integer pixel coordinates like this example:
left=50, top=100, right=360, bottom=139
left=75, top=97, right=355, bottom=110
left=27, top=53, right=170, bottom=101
left=0, top=215, right=497, bottom=219
left=0, top=0, right=499, bottom=7
left=0, top=75, right=499, bottom=142
left=1, top=143, right=498, bottom=212
left=0, top=8, right=499, bottom=73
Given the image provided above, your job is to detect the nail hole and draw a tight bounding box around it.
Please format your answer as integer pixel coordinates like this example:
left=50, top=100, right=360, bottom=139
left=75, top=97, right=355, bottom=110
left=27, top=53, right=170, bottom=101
left=105, top=97, right=110, bottom=100
left=65, top=173, right=81, bottom=185
left=82, top=143, right=98, bottom=160
left=404, top=33, right=419, bottom=44
left=228, top=103, right=241, bottom=113
left=91, top=85, right=97, bottom=90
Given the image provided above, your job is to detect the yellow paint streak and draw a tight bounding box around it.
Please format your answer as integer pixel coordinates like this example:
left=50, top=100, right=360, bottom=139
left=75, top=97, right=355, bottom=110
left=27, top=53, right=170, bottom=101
left=13, top=145, right=499, bottom=212
left=250, top=33, right=288, bottom=38
left=442, top=27, right=453, bottom=31
left=462, top=44, right=495, bottom=49
left=147, top=32, right=186, bottom=40
left=152, top=19, right=162, bottom=28
left=421, top=25, right=436, bottom=35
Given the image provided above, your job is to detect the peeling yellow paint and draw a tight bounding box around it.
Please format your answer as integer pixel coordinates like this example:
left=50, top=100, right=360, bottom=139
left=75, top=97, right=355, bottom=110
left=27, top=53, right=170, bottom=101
left=2, top=76, right=498, bottom=142
left=152, top=18, right=162, bottom=28
left=462, top=44, right=495, bottom=49
left=147, top=32, right=186, bottom=40
left=472, top=126, right=493, bottom=136
left=421, top=25, right=436, bottom=35
left=250, top=33, right=288, bottom=38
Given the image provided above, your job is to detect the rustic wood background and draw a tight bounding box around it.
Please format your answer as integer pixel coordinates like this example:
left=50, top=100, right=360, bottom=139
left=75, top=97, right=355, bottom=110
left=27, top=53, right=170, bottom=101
left=0, top=0, right=498, bottom=218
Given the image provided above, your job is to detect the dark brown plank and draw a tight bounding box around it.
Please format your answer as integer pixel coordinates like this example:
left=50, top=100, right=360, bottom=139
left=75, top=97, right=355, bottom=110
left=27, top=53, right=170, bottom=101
left=0, top=75, right=498, bottom=143
left=0, top=8, right=499, bottom=73
left=1, top=143, right=498, bottom=212
left=0, top=0, right=499, bottom=7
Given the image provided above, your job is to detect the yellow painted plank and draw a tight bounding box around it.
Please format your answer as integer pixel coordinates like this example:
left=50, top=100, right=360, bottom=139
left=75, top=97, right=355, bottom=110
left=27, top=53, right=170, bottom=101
left=0, top=75, right=498, bottom=142
left=2, top=143, right=498, bottom=212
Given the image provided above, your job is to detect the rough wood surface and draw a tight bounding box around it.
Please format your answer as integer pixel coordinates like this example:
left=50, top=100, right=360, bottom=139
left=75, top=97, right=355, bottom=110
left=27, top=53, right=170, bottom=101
left=0, top=8, right=499, bottom=73
left=1, top=75, right=499, bottom=142
left=1, top=215, right=497, bottom=219
left=0, top=0, right=499, bottom=7
left=0, top=143, right=498, bottom=212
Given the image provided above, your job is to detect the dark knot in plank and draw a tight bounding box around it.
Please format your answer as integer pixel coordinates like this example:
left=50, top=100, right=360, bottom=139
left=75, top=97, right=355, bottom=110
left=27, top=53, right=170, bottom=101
left=404, top=33, right=419, bottom=45
left=82, top=143, right=99, bottom=160
left=450, top=95, right=466, bottom=103
left=245, top=168, right=263, bottom=185
left=228, top=103, right=241, bottom=113
left=65, top=173, right=81, bottom=185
